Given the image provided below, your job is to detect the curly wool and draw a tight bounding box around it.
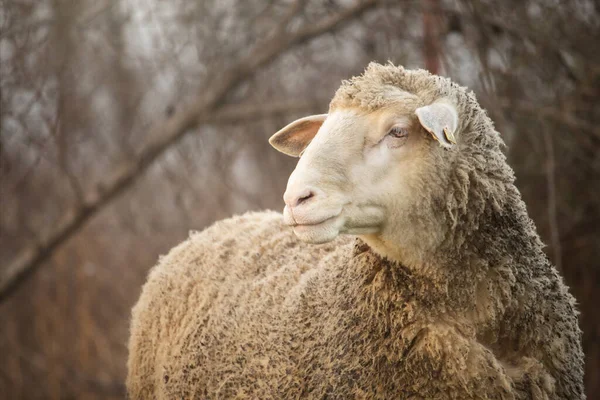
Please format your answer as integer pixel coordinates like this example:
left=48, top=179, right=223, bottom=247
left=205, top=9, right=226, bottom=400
left=127, top=64, right=585, bottom=399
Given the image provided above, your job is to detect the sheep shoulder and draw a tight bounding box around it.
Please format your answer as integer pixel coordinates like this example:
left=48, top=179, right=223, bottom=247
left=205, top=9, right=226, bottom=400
left=126, top=210, right=350, bottom=399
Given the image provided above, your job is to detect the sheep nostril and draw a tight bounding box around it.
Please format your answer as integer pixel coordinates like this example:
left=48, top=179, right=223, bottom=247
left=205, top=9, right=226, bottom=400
left=284, top=187, right=319, bottom=208
left=296, top=190, right=315, bottom=206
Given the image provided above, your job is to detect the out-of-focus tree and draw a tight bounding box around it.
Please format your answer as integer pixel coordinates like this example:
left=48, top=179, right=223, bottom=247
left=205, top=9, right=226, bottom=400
left=0, top=0, right=598, bottom=398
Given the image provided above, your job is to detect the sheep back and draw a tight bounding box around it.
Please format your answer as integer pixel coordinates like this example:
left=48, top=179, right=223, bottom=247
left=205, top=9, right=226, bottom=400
left=126, top=211, right=350, bottom=399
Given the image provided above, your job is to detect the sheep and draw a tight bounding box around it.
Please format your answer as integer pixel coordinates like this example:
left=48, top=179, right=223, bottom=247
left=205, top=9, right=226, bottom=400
left=127, top=63, right=585, bottom=399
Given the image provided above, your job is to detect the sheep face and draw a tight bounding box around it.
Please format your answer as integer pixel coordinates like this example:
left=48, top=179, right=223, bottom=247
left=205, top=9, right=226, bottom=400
left=270, top=92, right=457, bottom=256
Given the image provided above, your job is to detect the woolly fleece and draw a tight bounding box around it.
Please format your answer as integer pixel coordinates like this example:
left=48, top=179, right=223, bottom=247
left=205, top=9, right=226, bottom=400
left=127, top=64, right=585, bottom=399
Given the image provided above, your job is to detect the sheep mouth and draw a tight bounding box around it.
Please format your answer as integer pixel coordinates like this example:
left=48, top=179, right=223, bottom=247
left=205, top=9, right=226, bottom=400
left=290, top=214, right=340, bottom=228
left=283, top=204, right=343, bottom=227
left=289, top=214, right=343, bottom=244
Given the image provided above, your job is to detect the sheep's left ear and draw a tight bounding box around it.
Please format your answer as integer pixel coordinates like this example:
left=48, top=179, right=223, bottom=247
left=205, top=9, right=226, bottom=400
left=269, top=114, right=327, bottom=157
left=415, top=102, right=458, bottom=148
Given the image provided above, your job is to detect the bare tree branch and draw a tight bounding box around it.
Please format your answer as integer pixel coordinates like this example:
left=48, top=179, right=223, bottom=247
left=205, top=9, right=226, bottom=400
left=210, top=100, right=321, bottom=123
left=422, top=0, right=442, bottom=74
left=543, top=130, right=562, bottom=273
left=6, top=100, right=317, bottom=301
left=497, top=98, right=600, bottom=140
left=0, top=3, right=354, bottom=304
left=0, top=1, right=116, bottom=39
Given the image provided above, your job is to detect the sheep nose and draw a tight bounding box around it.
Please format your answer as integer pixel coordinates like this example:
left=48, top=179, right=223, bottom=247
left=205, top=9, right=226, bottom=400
left=284, top=188, right=316, bottom=208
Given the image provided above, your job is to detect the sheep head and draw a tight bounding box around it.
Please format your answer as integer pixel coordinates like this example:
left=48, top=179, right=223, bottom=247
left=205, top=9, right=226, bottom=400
left=269, top=65, right=473, bottom=263
left=269, top=63, right=514, bottom=263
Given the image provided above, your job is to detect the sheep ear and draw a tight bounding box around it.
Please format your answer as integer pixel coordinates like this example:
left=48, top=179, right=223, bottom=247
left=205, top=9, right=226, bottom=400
left=269, top=114, right=327, bottom=157
left=415, top=102, right=458, bottom=148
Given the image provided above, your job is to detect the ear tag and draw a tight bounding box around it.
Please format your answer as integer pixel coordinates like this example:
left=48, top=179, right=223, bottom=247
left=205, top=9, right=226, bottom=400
left=443, top=126, right=457, bottom=144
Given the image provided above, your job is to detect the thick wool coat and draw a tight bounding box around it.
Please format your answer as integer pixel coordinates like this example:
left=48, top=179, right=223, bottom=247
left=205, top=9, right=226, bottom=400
left=127, top=64, right=585, bottom=399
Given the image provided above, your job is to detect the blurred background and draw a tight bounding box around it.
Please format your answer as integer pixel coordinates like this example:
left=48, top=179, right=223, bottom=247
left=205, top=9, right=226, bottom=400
left=1, top=0, right=598, bottom=398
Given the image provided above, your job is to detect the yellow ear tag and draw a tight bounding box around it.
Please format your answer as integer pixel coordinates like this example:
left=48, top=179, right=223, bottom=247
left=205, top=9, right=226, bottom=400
left=443, top=126, right=457, bottom=144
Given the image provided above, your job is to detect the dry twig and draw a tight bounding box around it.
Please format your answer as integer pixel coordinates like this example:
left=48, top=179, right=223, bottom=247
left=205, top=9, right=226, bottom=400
left=0, top=1, right=379, bottom=302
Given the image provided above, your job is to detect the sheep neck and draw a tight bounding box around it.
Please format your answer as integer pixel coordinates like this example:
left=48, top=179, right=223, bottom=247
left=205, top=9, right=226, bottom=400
left=350, top=181, right=544, bottom=328
left=351, top=238, right=470, bottom=317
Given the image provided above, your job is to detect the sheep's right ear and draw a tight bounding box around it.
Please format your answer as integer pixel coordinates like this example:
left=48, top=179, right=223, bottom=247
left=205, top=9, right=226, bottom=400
left=268, top=114, right=327, bottom=157
left=415, top=102, right=458, bottom=148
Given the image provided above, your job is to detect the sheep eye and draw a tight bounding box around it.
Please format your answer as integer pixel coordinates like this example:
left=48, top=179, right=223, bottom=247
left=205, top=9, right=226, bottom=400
left=388, top=126, right=408, bottom=139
